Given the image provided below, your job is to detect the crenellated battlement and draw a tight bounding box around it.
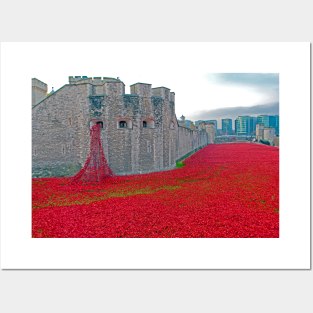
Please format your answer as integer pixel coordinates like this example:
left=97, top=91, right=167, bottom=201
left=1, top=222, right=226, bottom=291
left=69, top=76, right=122, bottom=85
left=69, top=77, right=174, bottom=103
left=128, top=83, right=174, bottom=103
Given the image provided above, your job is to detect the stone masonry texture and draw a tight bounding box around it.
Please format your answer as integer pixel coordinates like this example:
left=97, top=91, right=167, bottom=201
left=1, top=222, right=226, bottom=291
left=32, top=76, right=209, bottom=177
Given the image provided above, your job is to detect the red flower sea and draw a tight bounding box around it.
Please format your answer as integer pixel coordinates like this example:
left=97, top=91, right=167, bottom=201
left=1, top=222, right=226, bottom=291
left=32, top=143, right=279, bottom=238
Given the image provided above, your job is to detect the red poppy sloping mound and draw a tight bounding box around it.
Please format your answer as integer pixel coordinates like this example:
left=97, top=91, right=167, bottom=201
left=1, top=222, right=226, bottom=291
left=32, top=143, right=279, bottom=238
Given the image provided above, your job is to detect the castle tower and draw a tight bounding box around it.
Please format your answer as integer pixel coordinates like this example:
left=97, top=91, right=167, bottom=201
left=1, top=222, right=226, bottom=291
left=32, top=78, right=48, bottom=106
left=152, top=86, right=177, bottom=169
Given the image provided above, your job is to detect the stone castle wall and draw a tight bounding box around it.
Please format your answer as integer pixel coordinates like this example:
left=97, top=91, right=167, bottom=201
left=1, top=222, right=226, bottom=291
left=32, top=76, right=209, bottom=177
left=32, top=84, right=91, bottom=177
left=177, top=126, right=208, bottom=160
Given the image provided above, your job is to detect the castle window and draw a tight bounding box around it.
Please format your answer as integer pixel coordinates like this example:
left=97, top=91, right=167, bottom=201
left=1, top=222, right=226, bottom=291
left=68, top=117, right=72, bottom=126
left=62, top=145, right=65, bottom=154
left=90, top=119, right=104, bottom=129
left=96, top=121, right=103, bottom=128
left=142, top=119, right=155, bottom=129
left=119, top=121, right=127, bottom=128
left=117, top=118, right=132, bottom=129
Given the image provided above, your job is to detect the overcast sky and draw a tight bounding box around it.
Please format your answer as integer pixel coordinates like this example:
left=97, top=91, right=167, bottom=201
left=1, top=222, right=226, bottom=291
left=28, top=43, right=279, bottom=128
left=190, top=73, right=279, bottom=127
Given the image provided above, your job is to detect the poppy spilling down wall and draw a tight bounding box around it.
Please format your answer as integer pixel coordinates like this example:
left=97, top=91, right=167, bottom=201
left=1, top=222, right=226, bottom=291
left=71, top=123, right=113, bottom=183
left=32, top=143, right=279, bottom=238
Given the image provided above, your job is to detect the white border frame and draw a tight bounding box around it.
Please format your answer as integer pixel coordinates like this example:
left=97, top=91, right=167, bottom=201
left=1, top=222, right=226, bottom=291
left=0, top=42, right=310, bottom=269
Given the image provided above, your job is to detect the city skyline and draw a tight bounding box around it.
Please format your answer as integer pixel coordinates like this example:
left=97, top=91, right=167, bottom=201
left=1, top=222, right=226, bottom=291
left=190, top=113, right=279, bottom=131
left=190, top=102, right=279, bottom=129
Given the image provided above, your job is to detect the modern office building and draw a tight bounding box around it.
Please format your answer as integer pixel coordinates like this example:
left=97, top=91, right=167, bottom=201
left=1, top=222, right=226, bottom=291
left=257, top=115, right=270, bottom=127
left=222, top=118, right=232, bottom=135
left=250, top=117, right=257, bottom=135
left=269, top=115, right=279, bottom=135
left=257, top=115, right=279, bottom=135
left=235, top=116, right=256, bottom=136
left=235, top=116, right=249, bottom=136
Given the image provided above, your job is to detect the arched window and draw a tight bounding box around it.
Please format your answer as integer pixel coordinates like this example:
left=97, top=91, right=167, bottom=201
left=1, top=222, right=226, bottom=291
left=142, top=119, right=155, bottom=128
left=90, top=119, right=104, bottom=129
left=96, top=121, right=103, bottom=128
left=117, top=118, right=132, bottom=129
left=119, top=121, right=127, bottom=128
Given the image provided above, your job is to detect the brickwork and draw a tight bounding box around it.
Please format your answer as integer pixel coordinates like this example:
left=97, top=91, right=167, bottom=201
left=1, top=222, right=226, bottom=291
left=32, top=76, right=209, bottom=177
left=32, top=84, right=90, bottom=176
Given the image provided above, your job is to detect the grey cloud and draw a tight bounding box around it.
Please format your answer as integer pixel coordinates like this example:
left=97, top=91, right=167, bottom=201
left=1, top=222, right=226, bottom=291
left=212, top=73, right=279, bottom=88
left=210, top=73, right=279, bottom=103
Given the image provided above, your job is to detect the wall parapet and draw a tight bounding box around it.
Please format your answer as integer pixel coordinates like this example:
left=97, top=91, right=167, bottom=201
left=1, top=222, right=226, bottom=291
left=69, top=76, right=123, bottom=85
left=176, top=125, right=209, bottom=160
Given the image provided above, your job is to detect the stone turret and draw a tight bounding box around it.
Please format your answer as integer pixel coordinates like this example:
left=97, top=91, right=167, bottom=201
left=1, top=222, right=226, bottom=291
left=32, top=78, right=48, bottom=105
left=179, top=115, right=186, bottom=127
left=130, top=83, right=152, bottom=97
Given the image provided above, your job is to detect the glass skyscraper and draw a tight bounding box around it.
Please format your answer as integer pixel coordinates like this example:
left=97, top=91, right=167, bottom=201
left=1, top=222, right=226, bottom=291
left=235, top=116, right=256, bottom=136
left=269, top=115, right=279, bottom=135
left=257, top=115, right=270, bottom=127
left=257, top=115, right=279, bottom=135
left=222, top=118, right=232, bottom=135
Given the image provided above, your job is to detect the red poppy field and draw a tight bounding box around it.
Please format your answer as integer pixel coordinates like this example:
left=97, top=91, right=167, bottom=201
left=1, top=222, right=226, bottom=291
left=32, top=143, right=279, bottom=238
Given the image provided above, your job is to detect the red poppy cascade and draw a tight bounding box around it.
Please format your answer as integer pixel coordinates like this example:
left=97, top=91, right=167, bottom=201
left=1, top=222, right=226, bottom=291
left=72, top=123, right=113, bottom=182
